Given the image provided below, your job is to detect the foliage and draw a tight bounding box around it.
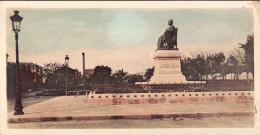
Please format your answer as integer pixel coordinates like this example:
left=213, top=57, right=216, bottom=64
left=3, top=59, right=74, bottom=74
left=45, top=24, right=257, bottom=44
left=145, top=67, right=154, bottom=80
left=7, top=62, right=43, bottom=98
left=42, top=62, right=77, bottom=88
left=92, top=65, right=112, bottom=84
left=112, top=69, right=128, bottom=84
left=181, top=52, right=242, bottom=81
left=88, top=65, right=144, bottom=85
left=226, top=55, right=243, bottom=80
left=127, top=74, right=144, bottom=84
left=180, top=33, right=254, bottom=81
left=7, top=63, right=15, bottom=97
left=238, top=34, right=254, bottom=79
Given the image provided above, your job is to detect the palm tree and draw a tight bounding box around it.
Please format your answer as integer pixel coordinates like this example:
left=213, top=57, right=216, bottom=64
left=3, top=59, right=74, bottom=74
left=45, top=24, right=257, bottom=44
left=238, top=34, right=254, bottom=80
left=112, top=69, right=128, bottom=84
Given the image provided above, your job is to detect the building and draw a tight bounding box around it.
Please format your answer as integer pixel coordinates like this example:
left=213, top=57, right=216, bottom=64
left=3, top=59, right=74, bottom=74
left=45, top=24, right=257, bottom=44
left=21, top=62, right=42, bottom=83
left=72, top=69, right=82, bottom=85
left=7, top=62, right=42, bottom=83
left=7, top=62, right=42, bottom=98
left=85, top=69, right=95, bottom=79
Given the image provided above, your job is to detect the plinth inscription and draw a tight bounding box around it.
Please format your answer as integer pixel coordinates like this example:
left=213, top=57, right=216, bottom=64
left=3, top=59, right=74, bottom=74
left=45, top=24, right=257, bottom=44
left=160, top=63, right=178, bottom=69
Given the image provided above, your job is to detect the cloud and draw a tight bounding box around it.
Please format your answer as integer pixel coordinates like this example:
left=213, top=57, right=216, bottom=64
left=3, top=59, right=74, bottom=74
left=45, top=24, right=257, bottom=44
left=8, top=44, right=156, bottom=74
left=6, top=9, right=253, bottom=56
left=180, top=40, right=242, bottom=58
left=7, top=41, right=240, bottom=74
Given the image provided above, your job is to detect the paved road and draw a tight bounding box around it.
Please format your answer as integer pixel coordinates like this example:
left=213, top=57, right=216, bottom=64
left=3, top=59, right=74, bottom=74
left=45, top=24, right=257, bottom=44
left=7, top=95, right=254, bottom=128
left=8, top=115, right=254, bottom=128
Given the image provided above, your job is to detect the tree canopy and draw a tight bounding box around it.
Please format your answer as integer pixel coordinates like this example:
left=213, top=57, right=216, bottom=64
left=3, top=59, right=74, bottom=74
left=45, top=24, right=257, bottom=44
left=42, top=62, right=79, bottom=88
left=238, top=34, right=254, bottom=78
left=92, top=65, right=112, bottom=84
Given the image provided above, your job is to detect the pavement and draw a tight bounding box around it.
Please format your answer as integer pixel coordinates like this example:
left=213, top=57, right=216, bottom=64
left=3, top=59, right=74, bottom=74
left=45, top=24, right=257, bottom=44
left=8, top=95, right=254, bottom=123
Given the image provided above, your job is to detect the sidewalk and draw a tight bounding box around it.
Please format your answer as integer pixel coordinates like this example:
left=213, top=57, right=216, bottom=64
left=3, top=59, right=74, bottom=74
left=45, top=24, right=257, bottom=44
left=8, top=96, right=254, bottom=123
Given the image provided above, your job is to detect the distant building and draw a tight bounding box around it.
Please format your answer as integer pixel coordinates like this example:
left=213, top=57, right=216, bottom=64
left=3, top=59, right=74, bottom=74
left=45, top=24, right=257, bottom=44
left=7, top=62, right=42, bottom=98
left=21, top=62, right=42, bottom=83
left=7, top=62, right=42, bottom=83
left=85, top=69, right=95, bottom=79
left=72, top=69, right=82, bottom=85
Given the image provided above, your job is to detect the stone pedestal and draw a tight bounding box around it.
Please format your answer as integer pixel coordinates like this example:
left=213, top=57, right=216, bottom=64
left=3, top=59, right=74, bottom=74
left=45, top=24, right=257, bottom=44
left=149, top=50, right=188, bottom=83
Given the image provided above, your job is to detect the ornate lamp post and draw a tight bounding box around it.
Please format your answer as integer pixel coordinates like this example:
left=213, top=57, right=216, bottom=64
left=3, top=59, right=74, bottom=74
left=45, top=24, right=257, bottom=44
left=10, top=10, right=24, bottom=115
left=65, top=55, right=69, bottom=95
left=82, top=53, right=86, bottom=84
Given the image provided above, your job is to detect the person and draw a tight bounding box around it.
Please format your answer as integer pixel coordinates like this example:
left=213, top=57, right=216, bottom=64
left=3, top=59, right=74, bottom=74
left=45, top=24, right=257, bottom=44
left=165, top=19, right=175, bottom=33
left=157, top=19, right=177, bottom=50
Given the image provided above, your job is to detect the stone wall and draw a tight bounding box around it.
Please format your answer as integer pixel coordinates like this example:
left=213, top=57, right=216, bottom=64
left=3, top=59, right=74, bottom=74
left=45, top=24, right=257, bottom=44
left=86, top=91, right=254, bottom=105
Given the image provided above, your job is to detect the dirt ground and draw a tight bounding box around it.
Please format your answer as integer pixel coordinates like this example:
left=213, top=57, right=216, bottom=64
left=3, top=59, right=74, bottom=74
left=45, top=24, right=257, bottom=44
left=7, top=91, right=254, bottom=128
left=8, top=114, right=254, bottom=128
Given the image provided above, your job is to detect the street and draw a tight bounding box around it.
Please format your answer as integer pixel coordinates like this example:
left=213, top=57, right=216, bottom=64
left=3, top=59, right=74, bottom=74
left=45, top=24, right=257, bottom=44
left=8, top=114, right=254, bottom=128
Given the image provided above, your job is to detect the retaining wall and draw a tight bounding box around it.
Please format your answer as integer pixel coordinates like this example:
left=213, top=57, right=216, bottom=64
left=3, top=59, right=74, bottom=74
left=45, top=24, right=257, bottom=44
left=86, top=91, right=254, bottom=105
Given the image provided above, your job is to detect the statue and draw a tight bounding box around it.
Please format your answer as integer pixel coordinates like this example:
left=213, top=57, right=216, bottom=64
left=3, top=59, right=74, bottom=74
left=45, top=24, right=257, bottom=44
left=157, top=19, right=178, bottom=50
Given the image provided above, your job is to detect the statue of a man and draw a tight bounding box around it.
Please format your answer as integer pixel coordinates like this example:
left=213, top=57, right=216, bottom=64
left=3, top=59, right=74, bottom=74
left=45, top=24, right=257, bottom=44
left=157, top=19, right=178, bottom=50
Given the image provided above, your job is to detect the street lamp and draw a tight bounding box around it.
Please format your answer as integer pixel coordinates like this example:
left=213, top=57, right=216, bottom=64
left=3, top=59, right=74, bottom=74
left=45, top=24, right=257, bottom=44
left=10, top=10, right=24, bottom=115
left=82, top=52, right=86, bottom=84
left=65, top=55, right=69, bottom=95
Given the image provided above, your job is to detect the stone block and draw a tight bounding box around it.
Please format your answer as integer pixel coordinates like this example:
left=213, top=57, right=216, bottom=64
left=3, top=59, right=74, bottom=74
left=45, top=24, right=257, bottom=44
left=150, top=50, right=188, bottom=83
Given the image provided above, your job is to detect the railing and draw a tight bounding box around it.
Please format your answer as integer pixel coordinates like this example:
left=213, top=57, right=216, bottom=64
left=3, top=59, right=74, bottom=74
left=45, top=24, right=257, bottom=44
left=93, top=81, right=254, bottom=94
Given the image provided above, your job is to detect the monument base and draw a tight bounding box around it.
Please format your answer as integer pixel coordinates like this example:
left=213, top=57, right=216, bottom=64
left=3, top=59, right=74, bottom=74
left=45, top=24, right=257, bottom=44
left=149, top=73, right=188, bottom=84
left=149, top=49, right=188, bottom=83
left=135, top=49, right=206, bottom=85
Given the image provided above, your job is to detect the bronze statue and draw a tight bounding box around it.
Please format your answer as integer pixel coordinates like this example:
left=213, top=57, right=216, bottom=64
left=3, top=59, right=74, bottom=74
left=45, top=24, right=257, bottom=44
left=157, top=19, right=178, bottom=50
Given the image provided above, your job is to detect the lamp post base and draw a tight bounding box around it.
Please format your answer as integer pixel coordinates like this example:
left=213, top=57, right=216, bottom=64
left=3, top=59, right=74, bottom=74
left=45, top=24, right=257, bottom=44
left=14, top=110, right=24, bottom=115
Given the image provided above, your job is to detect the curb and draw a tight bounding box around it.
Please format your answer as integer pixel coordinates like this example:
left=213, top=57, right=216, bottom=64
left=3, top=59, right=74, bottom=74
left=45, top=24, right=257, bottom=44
left=8, top=111, right=253, bottom=123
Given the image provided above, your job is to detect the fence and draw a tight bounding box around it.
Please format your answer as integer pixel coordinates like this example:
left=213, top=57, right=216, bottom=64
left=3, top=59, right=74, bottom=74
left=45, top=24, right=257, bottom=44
left=92, top=81, right=254, bottom=94
left=86, top=91, right=254, bottom=104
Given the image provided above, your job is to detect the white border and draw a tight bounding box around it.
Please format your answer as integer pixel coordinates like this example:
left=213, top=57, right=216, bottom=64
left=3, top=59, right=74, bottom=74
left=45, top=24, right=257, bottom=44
left=0, top=1, right=259, bottom=135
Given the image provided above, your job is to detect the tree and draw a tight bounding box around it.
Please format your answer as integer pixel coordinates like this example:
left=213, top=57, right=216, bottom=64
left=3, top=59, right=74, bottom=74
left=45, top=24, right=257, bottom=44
left=204, top=53, right=226, bottom=80
left=7, top=63, right=16, bottom=98
left=7, top=63, right=43, bottom=98
left=127, top=74, right=144, bottom=84
left=42, top=62, right=75, bottom=89
left=42, top=62, right=61, bottom=81
left=181, top=54, right=207, bottom=81
left=226, top=55, right=242, bottom=80
left=180, top=34, right=254, bottom=81
left=204, top=54, right=213, bottom=80
left=112, top=69, right=128, bottom=84
left=213, top=52, right=226, bottom=79
left=220, top=62, right=230, bottom=80
left=195, top=54, right=206, bottom=80
left=238, top=34, right=254, bottom=79
left=213, top=52, right=225, bottom=74
left=181, top=52, right=226, bottom=81
left=181, top=57, right=190, bottom=80
left=145, top=67, right=154, bottom=81
left=181, top=57, right=196, bottom=80
left=92, top=65, right=112, bottom=84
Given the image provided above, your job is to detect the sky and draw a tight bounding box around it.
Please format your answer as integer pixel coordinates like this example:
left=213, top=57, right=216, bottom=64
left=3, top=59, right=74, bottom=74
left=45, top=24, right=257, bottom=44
left=6, top=8, right=253, bottom=74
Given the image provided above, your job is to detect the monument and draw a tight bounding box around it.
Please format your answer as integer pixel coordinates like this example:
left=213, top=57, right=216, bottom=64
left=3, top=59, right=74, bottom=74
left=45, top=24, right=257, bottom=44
left=149, top=19, right=188, bottom=84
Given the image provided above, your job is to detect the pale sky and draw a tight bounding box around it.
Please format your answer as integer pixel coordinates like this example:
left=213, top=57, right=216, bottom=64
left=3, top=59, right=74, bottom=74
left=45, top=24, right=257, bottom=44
left=6, top=8, right=253, bottom=74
